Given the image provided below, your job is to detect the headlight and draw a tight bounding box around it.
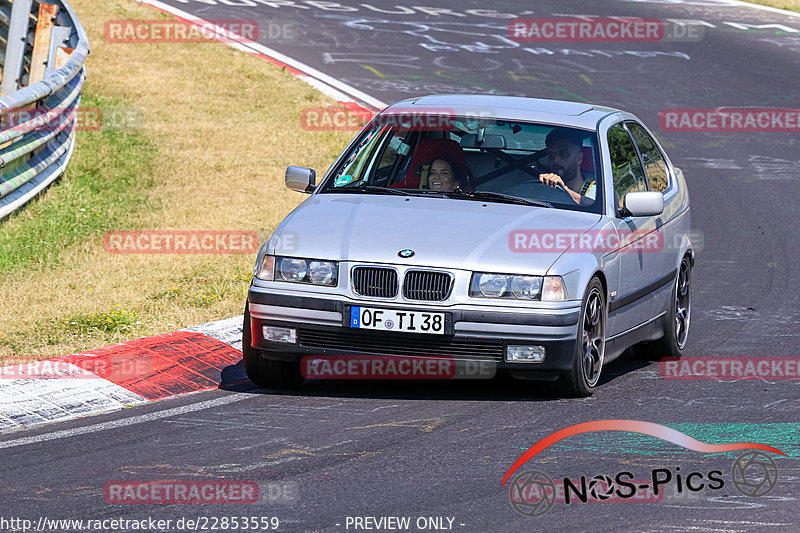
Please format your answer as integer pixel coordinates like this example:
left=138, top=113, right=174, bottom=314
left=477, top=273, right=508, bottom=298
left=470, top=273, right=543, bottom=300
left=308, top=260, right=336, bottom=285
left=271, top=257, right=338, bottom=286
left=278, top=258, right=308, bottom=282
left=511, top=275, right=543, bottom=299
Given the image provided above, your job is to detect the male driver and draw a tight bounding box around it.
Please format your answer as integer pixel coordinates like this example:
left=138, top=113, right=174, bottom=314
left=507, top=127, right=595, bottom=204
left=538, top=127, right=595, bottom=203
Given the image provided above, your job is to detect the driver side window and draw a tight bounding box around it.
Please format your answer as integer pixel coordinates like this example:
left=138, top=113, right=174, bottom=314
left=607, top=123, right=647, bottom=209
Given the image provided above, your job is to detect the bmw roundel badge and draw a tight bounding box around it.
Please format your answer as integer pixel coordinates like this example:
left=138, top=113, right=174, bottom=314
left=398, top=249, right=415, bottom=258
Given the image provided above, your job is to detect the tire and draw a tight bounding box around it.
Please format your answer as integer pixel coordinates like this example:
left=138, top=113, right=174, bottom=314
left=558, top=277, right=606, bottom=397
left=242, top=305, right=303, bottom=389
left=634, top=255, right=692, bottom=360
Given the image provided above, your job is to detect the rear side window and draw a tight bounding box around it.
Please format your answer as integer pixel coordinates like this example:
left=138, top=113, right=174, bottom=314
left=607, top=123, right=647, bottom=209
left=627, top=122, right=669, bottom=193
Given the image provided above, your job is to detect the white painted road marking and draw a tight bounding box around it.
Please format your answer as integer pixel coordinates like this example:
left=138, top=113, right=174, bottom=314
left=0, top=393, right=248, bottom=450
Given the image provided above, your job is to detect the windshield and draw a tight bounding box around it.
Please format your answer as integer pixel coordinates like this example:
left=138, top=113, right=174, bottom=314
left=319, top=114, right=602, bottom=213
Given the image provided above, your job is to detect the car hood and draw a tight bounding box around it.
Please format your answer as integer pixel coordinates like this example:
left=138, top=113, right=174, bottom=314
left=270, top=194, right=603, bottom=275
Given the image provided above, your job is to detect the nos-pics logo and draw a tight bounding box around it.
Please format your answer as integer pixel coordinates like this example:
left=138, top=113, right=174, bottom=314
left=502, top=420, right=783, bottom=517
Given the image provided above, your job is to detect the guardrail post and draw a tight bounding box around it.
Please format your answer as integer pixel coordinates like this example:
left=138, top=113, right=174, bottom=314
left=29, top=3, right=60, bottom=85
left=1, top=0, right=35, bottom=95
left=46, top=26, right=73, bottom=76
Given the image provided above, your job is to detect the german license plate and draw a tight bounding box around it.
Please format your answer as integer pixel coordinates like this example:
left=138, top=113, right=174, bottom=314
left=349, top=306, right=446, bottom=335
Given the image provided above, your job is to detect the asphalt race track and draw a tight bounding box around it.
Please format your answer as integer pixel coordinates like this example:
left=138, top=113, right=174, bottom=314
left=1, top=1, right=799, bottom=531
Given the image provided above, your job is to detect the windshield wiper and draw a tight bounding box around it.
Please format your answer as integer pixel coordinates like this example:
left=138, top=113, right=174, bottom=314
left=335, top=185, right=413, bottom=196
left=443, top=190, right=552, bottom=208
left=334, top=185, right=448, bottom=198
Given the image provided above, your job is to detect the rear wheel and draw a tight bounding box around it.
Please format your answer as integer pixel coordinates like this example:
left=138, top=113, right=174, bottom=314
left=634, top=255, right=692, bottom=360
left=242, top=305, right=303, bottom=389
left=558, top=277, right=606, bottom=397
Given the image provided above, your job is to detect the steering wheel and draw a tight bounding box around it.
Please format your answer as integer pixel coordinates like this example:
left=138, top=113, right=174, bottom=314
left=528, top=165, right=575, bottom=202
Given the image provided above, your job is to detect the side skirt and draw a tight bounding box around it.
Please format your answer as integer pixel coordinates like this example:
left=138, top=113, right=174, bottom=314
left=604, top=311, right=666, bottom=362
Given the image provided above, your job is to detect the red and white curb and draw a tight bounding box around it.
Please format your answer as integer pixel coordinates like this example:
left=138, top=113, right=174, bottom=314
left=0, top=317, right=243, bottom=432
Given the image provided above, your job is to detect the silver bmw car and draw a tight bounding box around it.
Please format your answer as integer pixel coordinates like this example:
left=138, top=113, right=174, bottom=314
left=244, top=95, right=694, bottom=396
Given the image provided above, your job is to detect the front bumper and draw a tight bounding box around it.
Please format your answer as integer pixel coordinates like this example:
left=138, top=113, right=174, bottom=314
left=246, top=288, right=581, bottom=376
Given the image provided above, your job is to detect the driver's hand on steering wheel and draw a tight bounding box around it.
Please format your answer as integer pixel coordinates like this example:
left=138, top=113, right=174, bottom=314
left=538, top=173, right=582, bottom=204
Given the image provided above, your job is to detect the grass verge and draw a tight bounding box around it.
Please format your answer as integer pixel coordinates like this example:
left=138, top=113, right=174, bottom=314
left=742, top=0, right=800, bottom=12
left=0, top=92, right=157, bottom=273
left=0, top=0, right=354, bottom=360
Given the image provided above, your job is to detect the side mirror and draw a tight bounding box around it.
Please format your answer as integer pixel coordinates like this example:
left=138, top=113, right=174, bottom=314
left=285, top=166, right=316, bottom=193
left=622, top=191, right=664, bottom=217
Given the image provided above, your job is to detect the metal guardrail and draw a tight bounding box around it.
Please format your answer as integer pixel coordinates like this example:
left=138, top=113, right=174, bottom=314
left=0, top=0, right=89, bottom=221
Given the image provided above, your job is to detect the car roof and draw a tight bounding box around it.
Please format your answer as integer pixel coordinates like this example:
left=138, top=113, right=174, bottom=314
left=383, top=94, right=623, bottom=131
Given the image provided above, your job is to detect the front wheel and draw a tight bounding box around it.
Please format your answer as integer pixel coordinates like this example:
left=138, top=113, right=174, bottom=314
left=242, top=305, right=303, bottom=389
left=558, top=277, right=606, bottom=397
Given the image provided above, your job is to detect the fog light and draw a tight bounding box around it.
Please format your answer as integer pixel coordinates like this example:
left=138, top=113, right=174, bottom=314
left=263, top=326, right=296, bottom=344
left=505, top=345, right=545, bottom=363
